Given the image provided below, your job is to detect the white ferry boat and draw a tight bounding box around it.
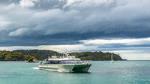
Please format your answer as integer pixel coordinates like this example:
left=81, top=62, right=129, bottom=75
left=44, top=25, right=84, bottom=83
left=38, top=53, right=91, bottom=73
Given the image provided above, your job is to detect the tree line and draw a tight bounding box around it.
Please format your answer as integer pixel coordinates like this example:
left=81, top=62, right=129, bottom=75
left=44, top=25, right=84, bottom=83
left=0, top=50, right=123, bottom=61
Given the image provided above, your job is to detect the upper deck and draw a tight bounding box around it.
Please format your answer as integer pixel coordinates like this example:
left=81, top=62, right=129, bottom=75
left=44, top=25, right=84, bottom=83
left=48, top=56, right=81, bottom=61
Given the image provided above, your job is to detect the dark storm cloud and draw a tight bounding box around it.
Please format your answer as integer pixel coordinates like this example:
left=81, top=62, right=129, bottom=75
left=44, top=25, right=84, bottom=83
left=0, top=0, right=150, bottom=46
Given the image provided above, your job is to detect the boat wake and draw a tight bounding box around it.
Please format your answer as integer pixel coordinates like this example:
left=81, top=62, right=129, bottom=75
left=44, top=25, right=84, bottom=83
left=32, top=67, right=40, bottom=70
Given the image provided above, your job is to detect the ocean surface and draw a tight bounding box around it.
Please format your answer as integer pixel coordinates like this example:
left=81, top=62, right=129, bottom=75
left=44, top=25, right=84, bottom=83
left=0, top=61, right=150, bottom=84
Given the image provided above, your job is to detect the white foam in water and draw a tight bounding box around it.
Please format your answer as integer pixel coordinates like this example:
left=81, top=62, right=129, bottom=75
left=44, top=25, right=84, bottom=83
left=32, top=67, right=40, bottom=70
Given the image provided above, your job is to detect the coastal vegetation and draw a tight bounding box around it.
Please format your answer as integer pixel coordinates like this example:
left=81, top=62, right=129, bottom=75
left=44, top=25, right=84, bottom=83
left=70, top=52, right=122, bottom=61
left=0, top=50, right=123, bottom=61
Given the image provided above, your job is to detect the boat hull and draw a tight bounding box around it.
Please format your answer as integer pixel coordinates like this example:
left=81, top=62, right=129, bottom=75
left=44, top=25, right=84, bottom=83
left=38, top=64, right=91, bottom=73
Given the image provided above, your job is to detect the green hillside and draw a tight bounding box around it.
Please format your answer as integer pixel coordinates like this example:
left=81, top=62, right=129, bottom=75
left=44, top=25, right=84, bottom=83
left=0, top=50, right=123, bottom=61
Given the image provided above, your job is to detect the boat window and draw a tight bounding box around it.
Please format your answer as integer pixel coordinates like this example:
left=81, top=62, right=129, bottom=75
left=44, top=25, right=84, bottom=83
left=48, top=61, right=61, bottom=64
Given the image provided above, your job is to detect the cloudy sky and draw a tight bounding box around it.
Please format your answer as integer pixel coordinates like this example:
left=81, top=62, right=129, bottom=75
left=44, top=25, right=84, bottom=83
left=0, top=0, right=150, bottom=60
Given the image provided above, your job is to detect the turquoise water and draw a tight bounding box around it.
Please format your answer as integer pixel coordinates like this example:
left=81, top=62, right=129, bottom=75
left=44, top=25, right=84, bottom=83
left=0, top=61, right=150, bottom=84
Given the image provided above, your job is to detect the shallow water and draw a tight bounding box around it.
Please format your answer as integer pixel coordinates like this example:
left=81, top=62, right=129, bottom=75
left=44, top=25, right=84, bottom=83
left=0, top=61, right=150, bottom=84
